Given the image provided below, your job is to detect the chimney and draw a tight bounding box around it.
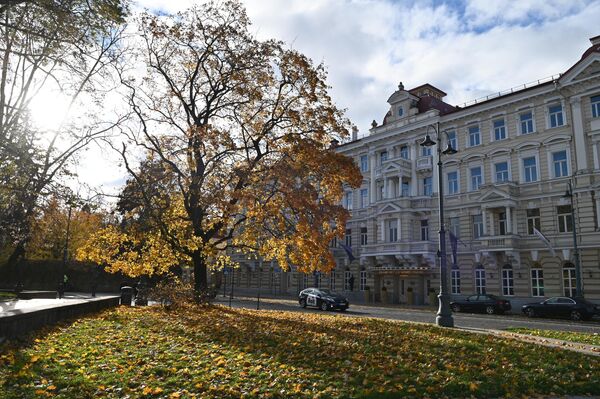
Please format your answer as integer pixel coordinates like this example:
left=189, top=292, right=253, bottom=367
left=352, top=126, right=358, bottom=141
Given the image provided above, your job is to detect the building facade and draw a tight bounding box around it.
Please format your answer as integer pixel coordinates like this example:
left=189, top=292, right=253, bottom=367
left=226, top=35, right=600, bottom=307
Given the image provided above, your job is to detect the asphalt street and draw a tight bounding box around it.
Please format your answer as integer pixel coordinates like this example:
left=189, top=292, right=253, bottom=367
left=214, top=296, right=600, bottom=334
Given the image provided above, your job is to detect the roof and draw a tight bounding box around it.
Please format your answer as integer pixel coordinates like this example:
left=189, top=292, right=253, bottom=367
left=408, top=83, right=447, bottom=97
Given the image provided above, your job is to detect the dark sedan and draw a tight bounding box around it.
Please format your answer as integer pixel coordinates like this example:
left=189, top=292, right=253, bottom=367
left=522, top=296, right=600, bottom=321
left=298, top=288, right=349, bottom=311
left=450, top=294, right=511, bottom=314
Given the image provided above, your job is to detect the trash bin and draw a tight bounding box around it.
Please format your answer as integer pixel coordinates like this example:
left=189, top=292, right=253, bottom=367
left=120, top=286, right=134, bottom=306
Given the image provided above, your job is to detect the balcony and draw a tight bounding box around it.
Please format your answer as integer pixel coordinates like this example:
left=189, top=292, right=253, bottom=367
left=478, top=235, right=520, bottom=251
left=416, top=155, right=432, bottom=171
left=360, top=240, right=437, bottom=256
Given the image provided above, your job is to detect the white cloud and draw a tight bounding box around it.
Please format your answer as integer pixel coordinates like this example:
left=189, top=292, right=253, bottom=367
left=75, top=0, right=600, bottom=193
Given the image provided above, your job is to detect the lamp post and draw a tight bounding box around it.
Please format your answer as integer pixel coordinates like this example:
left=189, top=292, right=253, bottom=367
left=420, top=122, right=457, bottom=327
left=562, top=181, right=583, bottom=297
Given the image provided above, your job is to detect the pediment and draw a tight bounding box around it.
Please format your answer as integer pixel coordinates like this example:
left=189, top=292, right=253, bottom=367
left=378, top=203, right=402, bottom=214
left=479, top=187, right=511, bottom=201
left=559, top=53, right=600, bottom=85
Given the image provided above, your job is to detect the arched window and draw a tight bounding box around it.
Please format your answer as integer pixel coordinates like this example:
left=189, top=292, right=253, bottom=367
left=474, top=265, right=486, bottom=294
left=530, top=265, right=544, bottom=297
left=501, top=264, right=514, bottom=296
left=451, top=266, right=461, bottom=294
left=563, top=263, right=576, bottom=297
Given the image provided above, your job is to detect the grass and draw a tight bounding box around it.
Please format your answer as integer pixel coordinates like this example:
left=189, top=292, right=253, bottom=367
left=506, top=327, right=600, bottom=346
left=0, top=291, right=16, bottom=301
left=0, top=305, right=599, bottom=398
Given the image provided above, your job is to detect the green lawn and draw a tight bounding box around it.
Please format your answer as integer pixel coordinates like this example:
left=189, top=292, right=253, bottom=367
left=1, top=306, right=599, bottom=398
left=0, top=291, right=16, bottom=301
left=506, top=327, right=600, bottom=347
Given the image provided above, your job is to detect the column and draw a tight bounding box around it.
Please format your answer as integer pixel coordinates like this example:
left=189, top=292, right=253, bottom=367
left=593, top=142, right=599, bottom=170
left=410, top=144, right=418, bottom=196
left=489, top=211, right=495, bottom=236
left=383, top=178, right=387, bottom=200
left=398, top=172, right=404, bottom=196
left=370, top=153, right=377, bottom=203
left=380, top=220, right=386, bottom=243
left=506, top=207, right=512, bottom=234
left=397, top=218, right=401, bottom=241
left=389, top=177, right=396, bottom=199
left=570, top=97, right=589, bottom=172
left=596, top=197, right=600, bottom=229
left=482, top=209, right=488, bottom=236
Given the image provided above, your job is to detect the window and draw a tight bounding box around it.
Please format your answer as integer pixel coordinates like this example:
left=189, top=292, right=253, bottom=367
left=563, top=264, right=576, bottom=297
left=472, top=214, right=483, bottom=239
left=468, top=126, right=481, bottom=147
left=470, top=166, right=482, bottom=191
left=498, top=212, right=506, bottom=235
left=520, top=111, right=534, bottom=134
left=330, top=270, right=336, bottom=290
left=360, top=189, right=368, bottom=208
left=360, top=227, right=368, bottom=246
left=387, top=219, right=398, bottom=242
left=523, top=156, right=538, bottom=182
left=557, top=205, right=573, bottom=233
left=494, top=161, right=509, bottom=183
left=447, top=171, right=458, bottom=194
left=527, top=209, right=541, bottom=235
left=329, top=237, right=338, bottom=248
left=380, top=151, right=388, bottom=164
left=378, top=184, right=384, bottom=201
left=493, top=118, right=506, bottom=141
left=475, top=267, right=486, bottom=294
left=531, top=268, right=544, bottom=297
left=501, top=265, right=514, bottom=296
left=360, top=155, right=368, bottom=172
left=345, top=229, right=352, bottom=247
left=552, top=150, right=568, bottom=178
left=344, top=271, right=352, bottom=291
left=400, top=145, right=409, bottom=159
left=423, top=177, right=432, bottom=196
left=592, top=95, right=600, bottom=118
left=401, top=181, right=410, bottom=197
left=420, top=220, right=429, bottom=241
left=360, top=270, right=367, bottom=291
left=344, top=192, right=353, bottom=210
left=421, top=146, right=432, bottom=156
left=449, top=217, right=460, bottom=237
left=451, top=268, right=461, bottom=294
left=398, top=107, right=404, bottom=117
left=447, top=130, right=457, bottom=150
left=548, top=104, right=564, bottom=128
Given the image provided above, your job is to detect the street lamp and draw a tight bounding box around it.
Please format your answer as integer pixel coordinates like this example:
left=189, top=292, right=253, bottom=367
left=562, top=181, right=583, bottom=297
left=420, top=122, right=457, bottom=328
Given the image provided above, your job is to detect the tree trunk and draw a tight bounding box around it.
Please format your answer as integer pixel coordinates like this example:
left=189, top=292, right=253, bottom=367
left=192, top=250, right=208, bottom=302
left=5, top=240, right=25, bottom=268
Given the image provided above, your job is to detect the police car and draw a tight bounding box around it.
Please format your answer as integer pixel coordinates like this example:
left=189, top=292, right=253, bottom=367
left=298, top=288, right=349, bottom=311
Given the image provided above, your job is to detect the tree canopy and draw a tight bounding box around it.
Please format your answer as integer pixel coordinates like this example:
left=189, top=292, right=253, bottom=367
left=77, top=0, right=361, bottom=299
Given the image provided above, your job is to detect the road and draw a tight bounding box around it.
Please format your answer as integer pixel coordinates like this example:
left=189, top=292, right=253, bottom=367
left=215, top=296, right=600, bottom=334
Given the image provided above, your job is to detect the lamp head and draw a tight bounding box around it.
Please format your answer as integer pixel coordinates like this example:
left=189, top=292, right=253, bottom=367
left=442, top=144, right=457, bottom=155
left=420, top=134, right=436, bottom=147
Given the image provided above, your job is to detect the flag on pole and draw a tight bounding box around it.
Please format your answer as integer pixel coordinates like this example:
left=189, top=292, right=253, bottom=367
left=448, top=231, right=458, bottom=267
left=533, top=227, right=556, bottom=256
left=339, top=242, right=356, bottom=262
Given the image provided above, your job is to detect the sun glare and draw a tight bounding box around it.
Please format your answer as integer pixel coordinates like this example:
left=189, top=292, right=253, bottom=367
left=29, top=88, right=71, bottom=132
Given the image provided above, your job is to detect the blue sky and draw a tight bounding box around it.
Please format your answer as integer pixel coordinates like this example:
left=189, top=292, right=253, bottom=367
left=76, top=0, right=600, bottom=191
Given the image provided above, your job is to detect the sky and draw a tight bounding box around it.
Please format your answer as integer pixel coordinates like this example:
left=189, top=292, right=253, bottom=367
left=69, top=0, right=600, bottom=200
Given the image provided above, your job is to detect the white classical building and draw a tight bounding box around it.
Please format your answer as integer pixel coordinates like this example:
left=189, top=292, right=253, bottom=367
left=226, top=35, right=600, bottom=307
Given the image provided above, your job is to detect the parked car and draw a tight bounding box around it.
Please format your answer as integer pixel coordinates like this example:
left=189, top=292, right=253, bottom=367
left=450, top=294, right=511, bottom=314
left=522, top=296, right=600, bottom=321
left=298, top=288, right=349, bottom=311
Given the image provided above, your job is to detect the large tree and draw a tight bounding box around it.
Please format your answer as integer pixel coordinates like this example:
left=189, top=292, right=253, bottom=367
left=80, top=1, right=361, bottom=299
left=0, top=0, right=127, bottom=264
